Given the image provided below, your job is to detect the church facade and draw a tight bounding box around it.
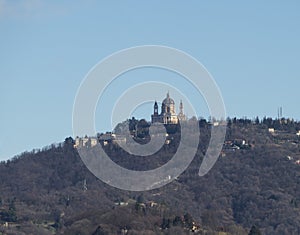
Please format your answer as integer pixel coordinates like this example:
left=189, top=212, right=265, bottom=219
left=151, top=92, right=186, bottom=124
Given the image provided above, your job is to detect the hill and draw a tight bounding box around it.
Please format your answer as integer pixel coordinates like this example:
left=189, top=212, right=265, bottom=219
left=0, top=117, right=300, bottom=234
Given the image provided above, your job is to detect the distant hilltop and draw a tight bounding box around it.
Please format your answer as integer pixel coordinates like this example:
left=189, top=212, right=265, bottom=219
left=73, top=116, right=300, bottom=162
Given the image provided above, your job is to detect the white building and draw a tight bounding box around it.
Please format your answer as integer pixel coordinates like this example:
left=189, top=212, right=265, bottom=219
left=151, top=92, right=186, bottom=124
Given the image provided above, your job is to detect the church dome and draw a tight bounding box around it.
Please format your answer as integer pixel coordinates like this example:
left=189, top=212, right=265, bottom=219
left=162, top=92, right=175, bottom=106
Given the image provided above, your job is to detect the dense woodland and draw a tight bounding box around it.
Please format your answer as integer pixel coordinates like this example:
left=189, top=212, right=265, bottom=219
left=1, top=117, right=300, bottom=234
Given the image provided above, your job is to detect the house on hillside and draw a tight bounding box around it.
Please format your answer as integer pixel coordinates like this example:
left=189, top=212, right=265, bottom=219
left=268, top=128, right=275, bottom=133
left=74, top=137, right=98, bottom=148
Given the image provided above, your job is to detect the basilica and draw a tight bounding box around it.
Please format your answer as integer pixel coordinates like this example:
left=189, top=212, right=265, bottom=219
left=151, top=92, right=186, bottom=124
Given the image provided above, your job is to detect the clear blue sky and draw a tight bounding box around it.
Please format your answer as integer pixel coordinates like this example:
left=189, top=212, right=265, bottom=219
left=1, top=1, right=300, bottom=160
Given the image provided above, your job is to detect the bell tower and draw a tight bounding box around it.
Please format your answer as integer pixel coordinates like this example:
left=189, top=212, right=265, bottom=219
left=177, top=100, right=186, bottom=121
left=154, top=101, right=158, bottom=115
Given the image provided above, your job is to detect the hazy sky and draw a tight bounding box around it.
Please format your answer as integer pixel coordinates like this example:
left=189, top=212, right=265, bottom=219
left=1, top=1, right=300, bottom=160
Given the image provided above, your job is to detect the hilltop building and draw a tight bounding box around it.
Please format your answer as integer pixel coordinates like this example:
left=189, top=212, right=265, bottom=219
left=74, top=136, right=98, bottom=148
left=151, top=92, right=186, bottom=124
